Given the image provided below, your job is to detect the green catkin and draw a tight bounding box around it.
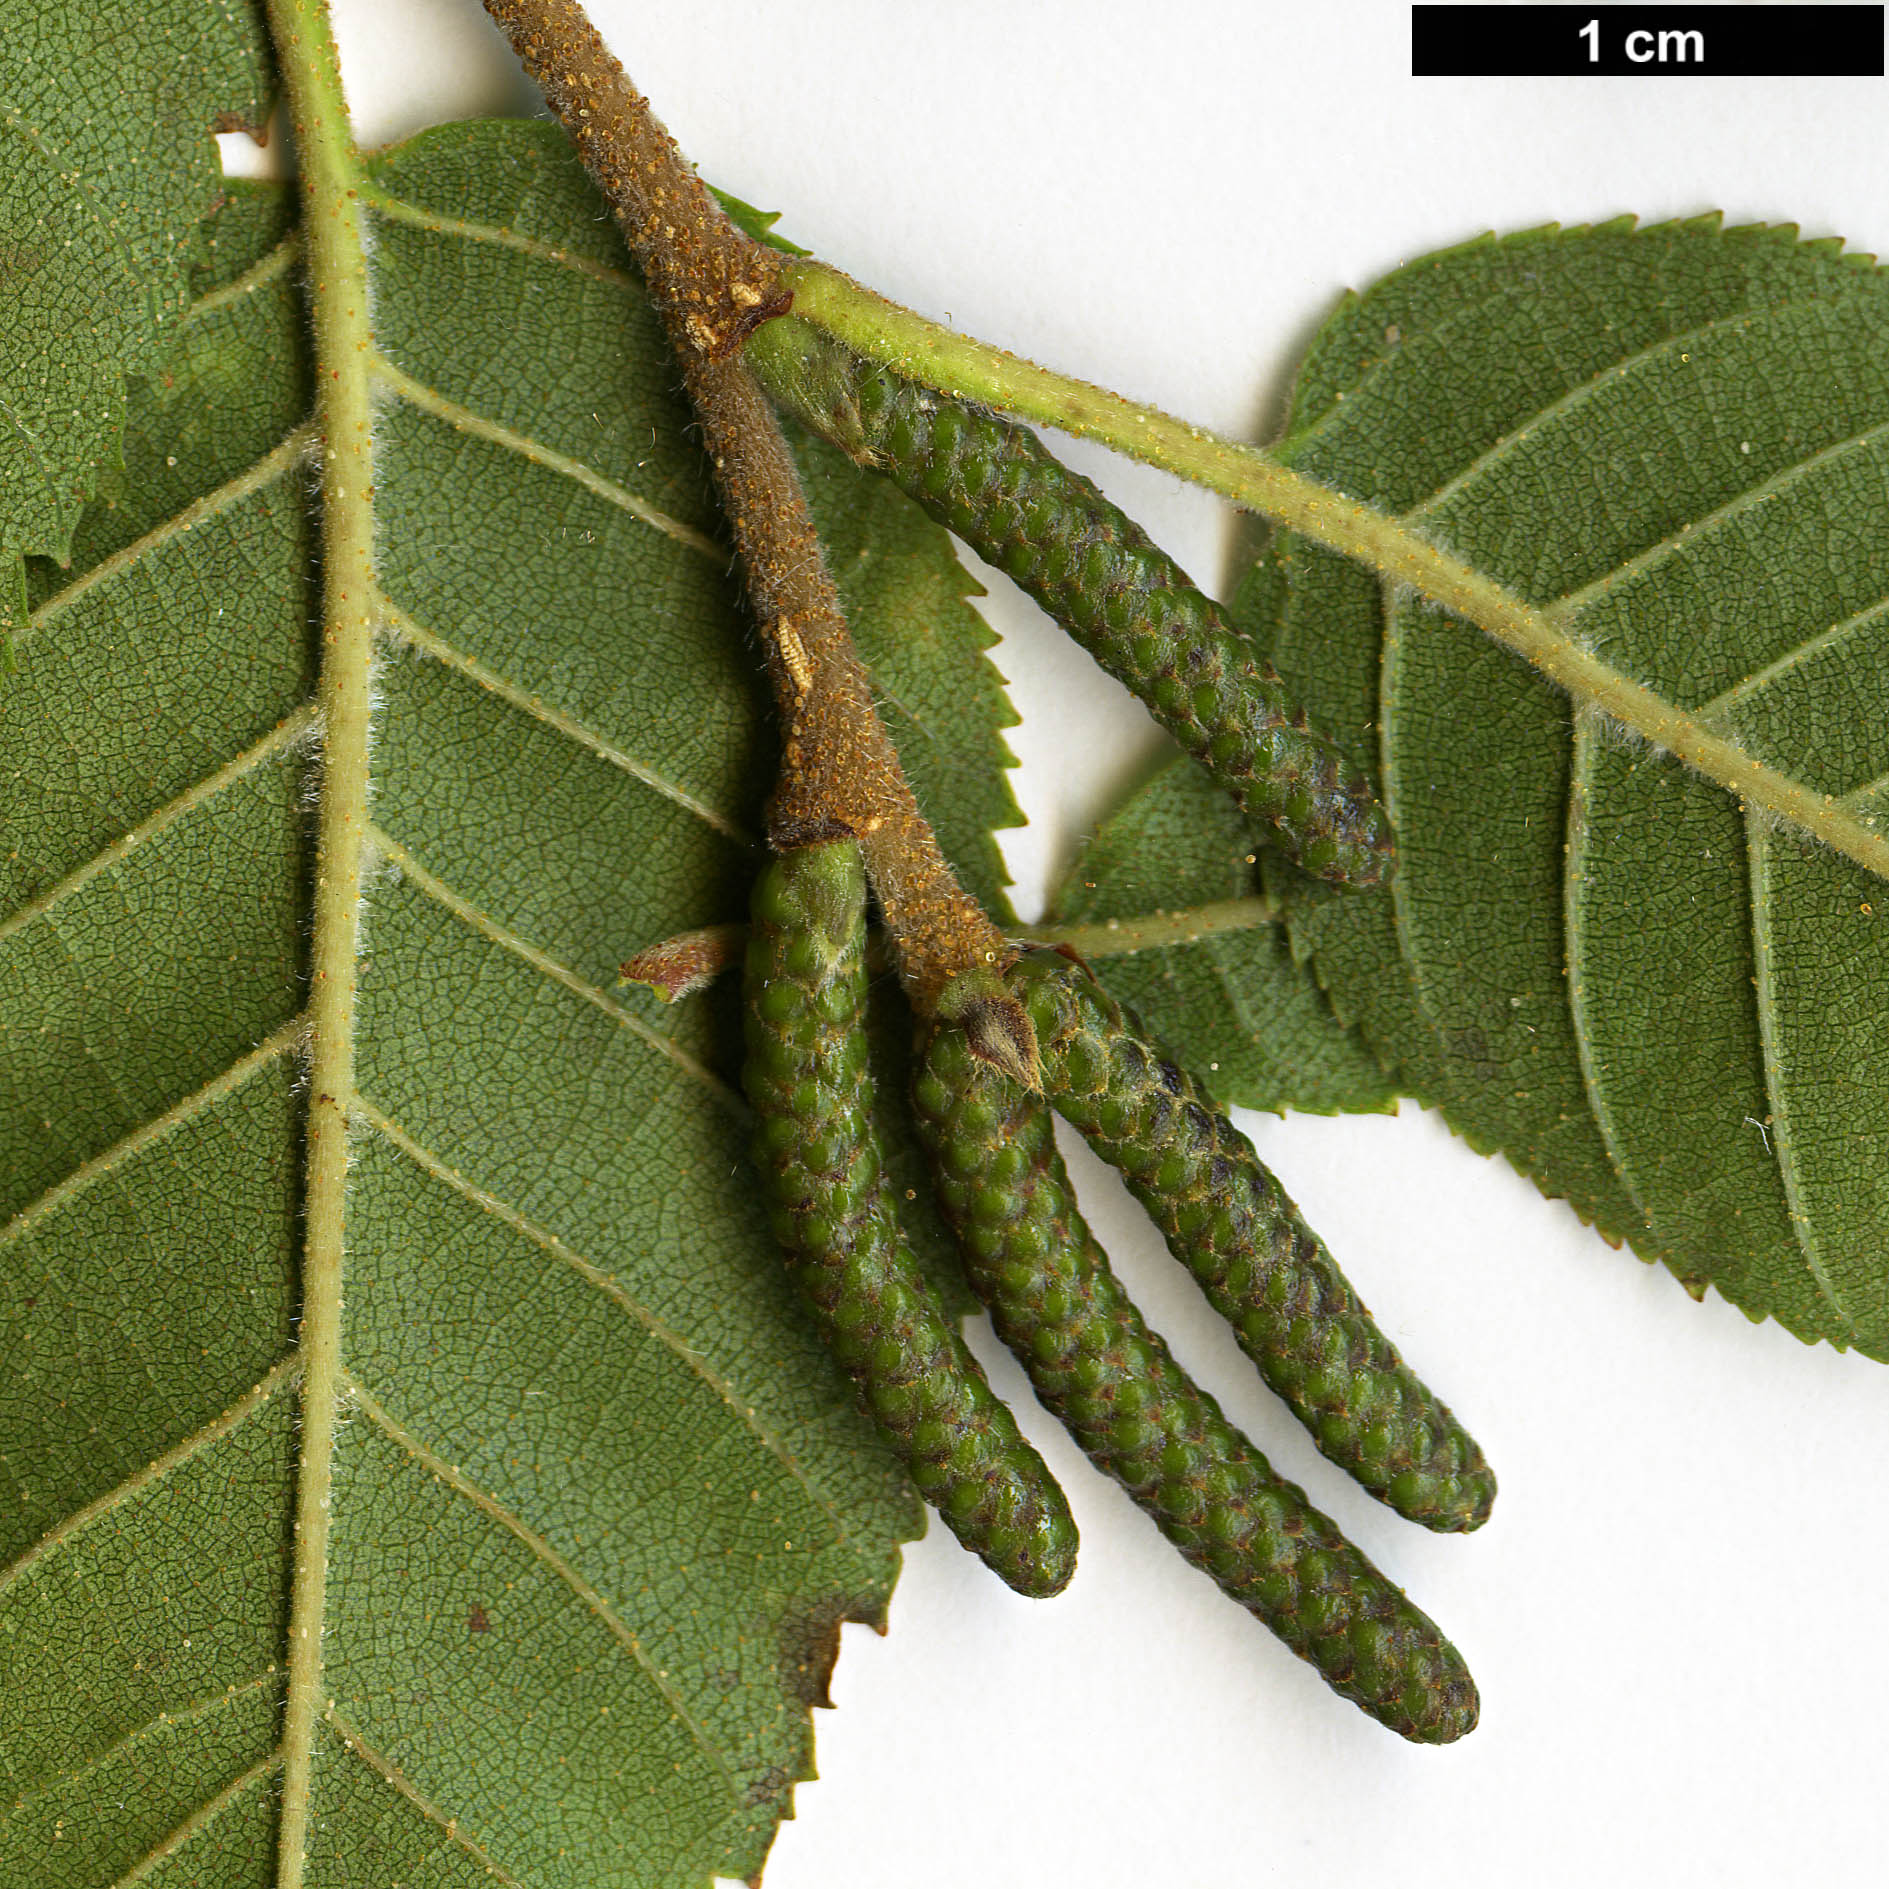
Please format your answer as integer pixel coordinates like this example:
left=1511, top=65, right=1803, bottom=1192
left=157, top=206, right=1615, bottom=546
left=748, top=319, right=1392, bottom=887
left=912, top=1024, right=1478, bottom=1743
left=1006, top=950, right=1496, bottom=1533
left=742, top=842, right=1078, bottom=1597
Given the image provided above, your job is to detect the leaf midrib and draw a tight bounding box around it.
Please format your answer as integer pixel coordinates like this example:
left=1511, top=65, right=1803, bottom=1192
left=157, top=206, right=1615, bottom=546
left=1, top=75, right=952, bottom=1885
left=2, top=1019, right=846, bottom=1807
left=1, top=102, right=815, bottom=1838
left=264, top=0, right=375, bottom=1872
left=1327, top=268, right=1877, bottom=1341
left=1370, top=294, right=1889, bottom=868
left=1447, top=587, right=1889, bottom=875
left=0, top=100, right=765, bottom=1862
left=1384, top=301, right=1889, bottom=875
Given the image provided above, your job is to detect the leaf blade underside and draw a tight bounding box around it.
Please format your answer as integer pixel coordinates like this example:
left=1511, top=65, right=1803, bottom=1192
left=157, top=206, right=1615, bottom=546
left=1044, top=757, right=1395, bottom=1118
left=0, top=0, right=273, bottom=645
left=1259, top=219, right=1889, bottom=1357
left=0, top=114, right=1019, bottom=1887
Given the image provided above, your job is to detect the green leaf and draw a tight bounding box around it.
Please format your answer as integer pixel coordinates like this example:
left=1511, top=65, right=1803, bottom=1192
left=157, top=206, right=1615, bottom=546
left=0, top=106, right=1017, bottom=1886
left=708, top=185, right=809, bottom=258
left=1261, top=218, right=1889, bottom=1358
left=1044, top=757, right=1394, bottom=1117
left=0, top=1, right=273, bottom=648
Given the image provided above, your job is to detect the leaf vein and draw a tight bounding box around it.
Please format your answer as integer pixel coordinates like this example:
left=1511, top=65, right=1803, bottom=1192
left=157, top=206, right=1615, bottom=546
left=1016, top=895, right=1276, bottom=960
left=1692, top=595, right=1889, bottom=729
left=1560, top=717, right=1664, bottom=1253
left=106, top=1751, right=282, bottom=1889
left=12, top=1671, right=280, bottom=1815
left=21, top=425, right=317, bottom=646
left=789, top=261, right=1889, bottom=876
left=338, top=1376, right=745, bottom=1806
left=1840, top=768, right=1889, bottom=810
left=365, top=827, right=746, bottom=1113
left=320, top=1709, right=530, bottom=1889
left=0, top=709, right=318, bottom=946
left=1395, top=585, right=1889, bottom=881
left=353, top=1100, right=853, bottom=1544
left=376, top=598, right=752, bottom=842
left=0, top=1357, right=300, bottom=1598
left=182, top=231, right=299, bottom=324
left=0, top=1024, right=305, bottom=1250
left=1547, top=414, right=1889, bottom=619
left=359, top=180, right=639, bottom=294
left=369, top=354, right=723, bottom=560
left=1746, top=819, right=1855, bottom=1326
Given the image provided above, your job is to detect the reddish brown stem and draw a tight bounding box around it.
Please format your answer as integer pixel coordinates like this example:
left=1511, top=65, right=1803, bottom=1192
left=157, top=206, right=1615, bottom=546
left=481, top=0, right=1008, bottom=1009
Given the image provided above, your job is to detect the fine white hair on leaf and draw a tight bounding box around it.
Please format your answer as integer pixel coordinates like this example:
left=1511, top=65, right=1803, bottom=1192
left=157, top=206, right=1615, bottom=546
left=286, top=1021, right=317, bottom=1098
left=295, top=640, right=385, bottom=815
left=353, top=829, right=406, bottom=957
left=1576, top=696, right=1655, bottom=759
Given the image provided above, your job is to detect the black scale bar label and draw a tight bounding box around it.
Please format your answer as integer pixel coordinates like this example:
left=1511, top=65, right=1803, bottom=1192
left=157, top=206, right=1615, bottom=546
left=1413, top=5, right=1884, bottom=76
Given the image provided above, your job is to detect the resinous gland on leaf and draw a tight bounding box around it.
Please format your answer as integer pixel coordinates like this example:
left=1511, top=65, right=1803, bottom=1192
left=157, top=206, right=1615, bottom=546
left=0, top=103, right=1020, bottom=1888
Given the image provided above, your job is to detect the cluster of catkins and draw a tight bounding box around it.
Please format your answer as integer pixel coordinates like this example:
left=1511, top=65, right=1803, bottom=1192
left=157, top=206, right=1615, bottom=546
left=736, top=328, right=1490, bottom=1744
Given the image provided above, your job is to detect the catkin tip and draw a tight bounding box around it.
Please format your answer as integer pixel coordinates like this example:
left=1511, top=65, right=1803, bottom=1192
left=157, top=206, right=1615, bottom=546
left=961, top=993, right=1042, bottom=1091
left=1410, top=1668, right=1480, bottom=1745
left=935, top=968, right=1043, bottom=1090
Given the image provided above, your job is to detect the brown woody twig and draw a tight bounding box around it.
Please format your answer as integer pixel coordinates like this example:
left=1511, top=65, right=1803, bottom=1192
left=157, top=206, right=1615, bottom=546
left=482, top=0, right=1013, bottom=1014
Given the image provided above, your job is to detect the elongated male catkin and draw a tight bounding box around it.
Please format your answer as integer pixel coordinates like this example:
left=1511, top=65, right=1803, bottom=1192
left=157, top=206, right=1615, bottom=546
left=1007, top=950, right=1495, bottom=1533
left=742, top=843, right=1077, bottom=1596
left=747, top=318, right=1392, bottom=887
left=913, top=1023, right=1478, bottom=1742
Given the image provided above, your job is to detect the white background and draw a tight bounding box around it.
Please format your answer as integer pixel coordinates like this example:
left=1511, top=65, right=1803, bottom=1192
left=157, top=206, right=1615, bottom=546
left=261, top=4, right=1889, bottom=1884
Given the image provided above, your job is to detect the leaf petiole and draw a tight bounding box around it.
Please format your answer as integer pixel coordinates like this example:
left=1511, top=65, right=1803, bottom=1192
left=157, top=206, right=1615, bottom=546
left=621, top=893, right=1281, bottom=1005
